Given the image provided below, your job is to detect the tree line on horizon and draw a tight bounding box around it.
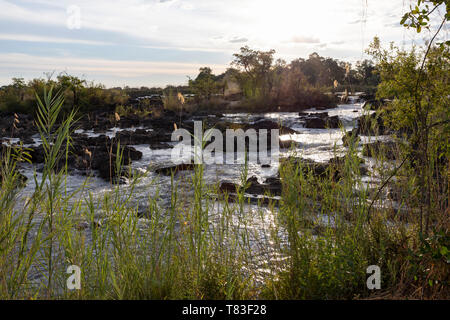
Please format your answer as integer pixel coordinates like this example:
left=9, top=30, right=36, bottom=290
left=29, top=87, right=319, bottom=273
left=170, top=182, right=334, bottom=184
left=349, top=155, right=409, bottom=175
left=0, top=49, right=380, bottom=115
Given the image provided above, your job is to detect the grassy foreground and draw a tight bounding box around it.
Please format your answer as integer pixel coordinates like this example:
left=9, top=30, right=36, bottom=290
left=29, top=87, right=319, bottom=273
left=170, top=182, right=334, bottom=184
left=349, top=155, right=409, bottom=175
left=0, top=89, right=448, bottom=300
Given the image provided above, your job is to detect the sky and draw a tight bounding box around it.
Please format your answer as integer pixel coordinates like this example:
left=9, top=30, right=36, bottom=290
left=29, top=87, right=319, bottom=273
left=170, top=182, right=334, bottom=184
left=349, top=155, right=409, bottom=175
left=0, top=0, right=447, bottom=88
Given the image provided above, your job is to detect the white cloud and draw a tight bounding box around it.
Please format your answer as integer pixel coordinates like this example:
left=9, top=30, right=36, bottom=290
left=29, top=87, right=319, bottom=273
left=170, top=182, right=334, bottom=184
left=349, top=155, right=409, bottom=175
left=229, top=37, right=248, bottom=43
left=0, top=0, right=65, bottom=27
left=0, top=33, right=112, bottom=46
left=0, top=53, right=227, bottom=77
left=0, top=0, right=434, bottom=53
left=289, top=36, right=320, bottom=44
left=0, top=0, right=444, bottom=85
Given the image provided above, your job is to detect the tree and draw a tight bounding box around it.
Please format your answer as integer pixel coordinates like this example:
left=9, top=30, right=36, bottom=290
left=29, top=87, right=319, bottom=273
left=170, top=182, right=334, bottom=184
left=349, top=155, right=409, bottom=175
left=57, top=73, right=86, bottom=109
left=12, top=78, right=26, bottom=102
left=188, top=67, right=221, bottom=100
left=323, top=58, right=346, bottom=87
left=355, top=60, right=380, bottom=87
left=231, top=46, right=276, bottom=98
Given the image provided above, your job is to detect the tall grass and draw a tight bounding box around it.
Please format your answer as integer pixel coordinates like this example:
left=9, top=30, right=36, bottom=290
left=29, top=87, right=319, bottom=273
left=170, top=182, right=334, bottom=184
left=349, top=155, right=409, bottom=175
left=0, top=89, right=447, bottom=299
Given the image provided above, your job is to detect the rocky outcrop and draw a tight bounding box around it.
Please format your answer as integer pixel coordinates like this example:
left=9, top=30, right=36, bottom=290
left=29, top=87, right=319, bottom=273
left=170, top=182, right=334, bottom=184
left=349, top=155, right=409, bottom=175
left=0, top=113, right=37, bottom=139
left=28, top=139, right=143, bottom=183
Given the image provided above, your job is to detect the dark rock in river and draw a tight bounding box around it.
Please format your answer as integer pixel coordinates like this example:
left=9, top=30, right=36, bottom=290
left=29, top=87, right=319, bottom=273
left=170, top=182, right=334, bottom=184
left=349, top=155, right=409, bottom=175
left=246, top=176, right=282, bottom=196
left=304, top=114, right=341, bottom=129
left=115, top=129, right=171, bottom=145
left=356, top=112, right=388, bottom=136
left=362, top=141, right=398, bottom=160
left=342, top=128, right=360, bottom=147
left=314, top=112, right=329, bottom=118
left=362, top=99, right=389, bottom=110
left=314, top=105, right=333, bottom=110
left=149, top=142, right=173, bottom=150
left=304, top=117, right=326, bottom=129
left=326, top=116, right=341, bottom=128
left=245, top=120, right=299, bottom=135
left=154, top=163, right=197, bottom=175
left=86, top=145, right=142, bottom=183
left=218, top=181, right=237, bottom=193
left=219, top=176, right=282, bottom=197
left=214, top=120, right=299, bottom=135
left=280, top=156, right=368, bottom=180
left=97, top=165, right=130, bottom=184
left=29, top=140, right=143, bottom=183
left=0, top=113, right=37, bottom=139
left=29, top=145, right=45, bottom=163
left=279, top=139, right=298, bottom=149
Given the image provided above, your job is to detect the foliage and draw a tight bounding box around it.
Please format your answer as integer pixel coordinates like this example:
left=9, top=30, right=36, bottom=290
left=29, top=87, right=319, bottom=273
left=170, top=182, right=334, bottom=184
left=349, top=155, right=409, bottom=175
left=400, top=0, right=449, bottom=34
left=223, top=47, right=378, bottom=108
left=0, top=73, right=129, bottom=116
left=188, top=67, right=223, bottom=101
left=231, top=46, right=276, bottom=98
left=367, top=37, right=449, bottom=236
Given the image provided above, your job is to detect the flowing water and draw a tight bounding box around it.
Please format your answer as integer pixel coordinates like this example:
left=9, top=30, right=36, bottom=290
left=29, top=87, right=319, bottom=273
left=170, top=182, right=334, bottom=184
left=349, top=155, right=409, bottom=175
left=5, top=97, right=395, bottom=287
left=7, top=97, right=394, bottom=221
